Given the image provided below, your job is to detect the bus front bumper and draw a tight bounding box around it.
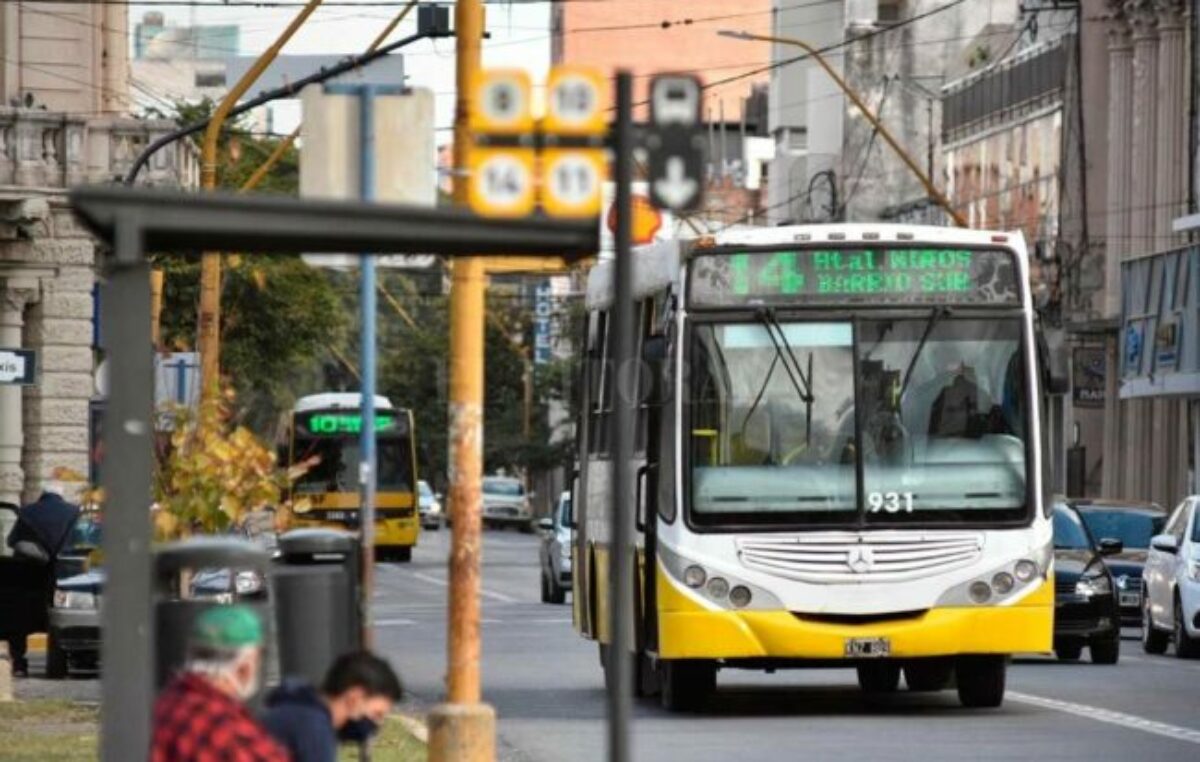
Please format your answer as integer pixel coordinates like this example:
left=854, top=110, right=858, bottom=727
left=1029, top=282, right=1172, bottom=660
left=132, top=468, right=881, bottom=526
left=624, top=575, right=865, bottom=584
left=657, top=572, right=1053, bottom=660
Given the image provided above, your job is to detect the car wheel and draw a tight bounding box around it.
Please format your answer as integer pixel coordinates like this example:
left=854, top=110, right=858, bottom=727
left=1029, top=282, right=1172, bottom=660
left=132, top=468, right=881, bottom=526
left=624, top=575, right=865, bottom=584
left=904, top=659, right=953, bottom=691
left=1143, top=597, right=1170, bottom=654
left=46, top=631, right=68, bottom=680
left=540, top=571, right=552, bottom=603
left=1054, top=642, right=1083, bottom=661
left=659, top=660, right=716, bottom=712
left=956, top=656, right=1006, bottom=708
left=519, top=521, right=535, bottom=535
left=857, top=662, right=901, bottom=694
left=1175, top=598, right=1200, bottom=659
left=1089, top=629, right=1120, bottom=665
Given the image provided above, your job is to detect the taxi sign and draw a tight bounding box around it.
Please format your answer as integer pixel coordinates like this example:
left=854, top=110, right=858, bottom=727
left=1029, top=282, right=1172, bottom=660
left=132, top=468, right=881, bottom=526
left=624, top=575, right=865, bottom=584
left=544, top=66, right=607, bottom=136
left=469, top=147, right=536, bottom=217
left=540, top=149, right=605, bottom=217
left=470, top=69, right=534, bottom=134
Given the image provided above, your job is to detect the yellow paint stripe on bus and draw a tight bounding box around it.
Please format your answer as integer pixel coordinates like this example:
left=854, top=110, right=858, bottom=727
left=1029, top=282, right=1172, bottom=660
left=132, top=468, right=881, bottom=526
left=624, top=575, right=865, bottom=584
left=655, top=563, right=1053, bottom=660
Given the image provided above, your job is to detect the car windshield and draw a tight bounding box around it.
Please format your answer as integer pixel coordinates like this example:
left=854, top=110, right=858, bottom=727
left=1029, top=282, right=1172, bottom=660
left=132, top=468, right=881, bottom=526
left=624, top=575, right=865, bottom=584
left=1193, top=507, right=1200, bottom=543
left=1053, top=506, right=1092, bottom=550
left=559, top=496, right=572, bottom=527
left=687, top=317, right=1028, bottom=527
left=419, top=481, right=433, bottom=497
left=484, top=479, right=523, bottom=496
left=1077, top=509, right=1165, bottom=550
left=294, top=437, right=413, bottom=493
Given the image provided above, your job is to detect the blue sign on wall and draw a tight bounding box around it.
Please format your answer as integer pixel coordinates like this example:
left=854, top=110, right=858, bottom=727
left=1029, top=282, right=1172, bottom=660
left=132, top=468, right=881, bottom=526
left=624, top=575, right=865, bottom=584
left=534, top=279, right=553, bottom=365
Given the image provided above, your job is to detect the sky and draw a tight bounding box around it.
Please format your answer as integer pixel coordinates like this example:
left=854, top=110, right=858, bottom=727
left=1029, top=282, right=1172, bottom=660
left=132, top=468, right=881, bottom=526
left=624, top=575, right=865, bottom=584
left=130, top=1, right=554, bottom=143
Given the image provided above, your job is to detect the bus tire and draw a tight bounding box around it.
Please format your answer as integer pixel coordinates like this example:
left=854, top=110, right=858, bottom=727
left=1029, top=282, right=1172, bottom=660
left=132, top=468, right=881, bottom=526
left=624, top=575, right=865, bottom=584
left=956, top=656, right=1006, bottom=708
left=857, top=662, right=900, bottom=694
left=659, top=660, right=715, bottom=712
left=393, top=546, right=412, bottom=563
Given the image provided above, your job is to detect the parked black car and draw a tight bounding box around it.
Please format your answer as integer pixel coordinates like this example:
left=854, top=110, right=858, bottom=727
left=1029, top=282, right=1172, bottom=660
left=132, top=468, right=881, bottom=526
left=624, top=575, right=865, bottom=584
left=1053, top=502, right=1122, bottom=664
left=1072, top=500, right=1167, bottom=626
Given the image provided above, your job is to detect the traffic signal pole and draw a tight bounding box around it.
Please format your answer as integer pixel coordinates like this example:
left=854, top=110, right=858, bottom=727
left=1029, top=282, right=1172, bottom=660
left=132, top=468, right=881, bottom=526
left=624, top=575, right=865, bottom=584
left=428, top=0, right=496, bottom=758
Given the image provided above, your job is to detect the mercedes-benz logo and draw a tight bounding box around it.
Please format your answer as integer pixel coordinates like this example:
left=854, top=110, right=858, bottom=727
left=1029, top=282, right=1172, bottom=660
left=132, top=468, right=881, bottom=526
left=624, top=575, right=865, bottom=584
left=847, top=546, right=875, bottom=574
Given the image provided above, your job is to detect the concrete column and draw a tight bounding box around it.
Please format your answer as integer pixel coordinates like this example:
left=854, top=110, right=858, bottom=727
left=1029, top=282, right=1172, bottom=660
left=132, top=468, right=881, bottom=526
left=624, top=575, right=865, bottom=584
left=1154, top=0, right=1188, bottom=248
left=1122, top=0, right=1159, bottom=500
left=1102, top=4, right=1134, bottom=499
left=1192, top=401, right=1200, bottom=495
left=0, top=280, right=36, bottom=506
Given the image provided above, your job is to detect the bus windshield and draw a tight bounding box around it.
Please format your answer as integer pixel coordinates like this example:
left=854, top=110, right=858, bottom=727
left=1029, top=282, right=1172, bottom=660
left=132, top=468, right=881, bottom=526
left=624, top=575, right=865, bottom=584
left=688, top=317, right=1029, bottom=527
left=293, top=436, right=413, bottom=494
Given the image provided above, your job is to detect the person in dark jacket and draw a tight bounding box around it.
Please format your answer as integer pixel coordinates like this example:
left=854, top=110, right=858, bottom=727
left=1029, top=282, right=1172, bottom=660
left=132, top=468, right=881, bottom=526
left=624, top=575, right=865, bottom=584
left=261, top=651, right=403, bottom=762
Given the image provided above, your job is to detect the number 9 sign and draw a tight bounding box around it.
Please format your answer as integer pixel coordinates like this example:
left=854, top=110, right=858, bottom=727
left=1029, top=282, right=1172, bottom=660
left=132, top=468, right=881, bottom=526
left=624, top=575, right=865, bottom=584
left=470, top=69, right=534, bottom=134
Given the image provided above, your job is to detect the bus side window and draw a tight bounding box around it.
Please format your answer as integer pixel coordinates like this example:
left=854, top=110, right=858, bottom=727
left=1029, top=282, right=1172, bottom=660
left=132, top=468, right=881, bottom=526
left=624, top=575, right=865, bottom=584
left=589, top=310, right=611, bottom=456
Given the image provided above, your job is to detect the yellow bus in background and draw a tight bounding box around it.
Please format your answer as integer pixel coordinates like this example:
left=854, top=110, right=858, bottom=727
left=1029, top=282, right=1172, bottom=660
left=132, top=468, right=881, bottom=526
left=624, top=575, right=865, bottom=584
left=283, top=393, right=419, bottom=562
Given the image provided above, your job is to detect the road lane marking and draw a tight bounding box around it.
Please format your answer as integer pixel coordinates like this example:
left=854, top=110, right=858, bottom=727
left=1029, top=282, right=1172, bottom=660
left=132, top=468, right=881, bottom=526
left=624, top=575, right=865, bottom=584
left=376, top=618, right=417, bottom=626
left=1009, top=692, right=1200, bottom=746
left=1123, top=655, right=1200, bottom=671
left=410, top=571, right=519, bottom=603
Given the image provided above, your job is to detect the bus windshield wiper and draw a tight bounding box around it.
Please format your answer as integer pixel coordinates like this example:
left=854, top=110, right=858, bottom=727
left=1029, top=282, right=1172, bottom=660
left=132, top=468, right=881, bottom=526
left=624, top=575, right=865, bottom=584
left=755, top=307, right=816, bottom=446
left=898, top=306, right=951, bottom=417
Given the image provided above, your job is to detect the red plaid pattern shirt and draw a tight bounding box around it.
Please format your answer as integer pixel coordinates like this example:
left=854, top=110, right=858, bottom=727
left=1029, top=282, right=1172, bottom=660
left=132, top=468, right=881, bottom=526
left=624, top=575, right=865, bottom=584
left=151, top=673, right=290, bottom=762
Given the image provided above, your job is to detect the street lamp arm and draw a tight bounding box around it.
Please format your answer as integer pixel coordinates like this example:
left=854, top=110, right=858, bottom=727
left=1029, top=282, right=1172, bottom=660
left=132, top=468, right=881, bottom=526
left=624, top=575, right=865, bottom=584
left=717, top=30, right=967, bottom=227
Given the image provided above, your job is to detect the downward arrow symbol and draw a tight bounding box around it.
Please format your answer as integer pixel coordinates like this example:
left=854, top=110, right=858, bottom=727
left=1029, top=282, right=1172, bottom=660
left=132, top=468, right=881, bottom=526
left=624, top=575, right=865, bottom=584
left=653, top=156, right=698, bottom=209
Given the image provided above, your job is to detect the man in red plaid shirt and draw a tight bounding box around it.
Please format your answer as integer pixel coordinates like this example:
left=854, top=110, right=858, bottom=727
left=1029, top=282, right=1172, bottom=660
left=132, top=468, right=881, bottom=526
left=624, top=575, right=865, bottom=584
left=151, top=605, right=288, bottom=762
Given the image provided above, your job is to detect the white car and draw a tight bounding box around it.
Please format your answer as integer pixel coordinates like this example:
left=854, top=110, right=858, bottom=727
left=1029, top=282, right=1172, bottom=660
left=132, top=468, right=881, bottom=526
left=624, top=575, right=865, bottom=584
left=418, top=480, right=443, bottom=530
left=1142, top=496, right=1200, bottom=657
left=482, top=476, right=534, bottom=532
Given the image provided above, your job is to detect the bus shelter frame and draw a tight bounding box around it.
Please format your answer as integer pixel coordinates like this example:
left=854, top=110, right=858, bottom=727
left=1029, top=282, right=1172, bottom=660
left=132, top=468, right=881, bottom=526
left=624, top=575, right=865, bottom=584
left=69, top=185, right=601, bottom=762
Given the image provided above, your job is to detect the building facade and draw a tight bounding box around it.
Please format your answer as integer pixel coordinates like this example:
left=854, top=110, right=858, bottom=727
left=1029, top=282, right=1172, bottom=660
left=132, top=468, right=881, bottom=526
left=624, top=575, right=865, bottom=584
left=0, top=5, right=194, bottom=508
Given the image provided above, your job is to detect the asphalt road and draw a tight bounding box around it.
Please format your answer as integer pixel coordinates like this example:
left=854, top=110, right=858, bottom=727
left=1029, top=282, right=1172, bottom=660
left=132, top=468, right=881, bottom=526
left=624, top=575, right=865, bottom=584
left=375, top=529, right=1200, bottom=762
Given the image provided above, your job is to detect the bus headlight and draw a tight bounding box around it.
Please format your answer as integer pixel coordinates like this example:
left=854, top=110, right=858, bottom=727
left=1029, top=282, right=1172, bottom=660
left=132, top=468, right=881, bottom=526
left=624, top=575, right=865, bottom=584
left=1014, top=559, right=1039, bottom=582
left=683, top=565, right=707, bottom=588
left=968, top=581, right=992, bottom=603
left=992, top=572, right=1015, bottom=595
left=706, top=577, right=730, bottom=600
left=729, top=586, right=752, bottom=608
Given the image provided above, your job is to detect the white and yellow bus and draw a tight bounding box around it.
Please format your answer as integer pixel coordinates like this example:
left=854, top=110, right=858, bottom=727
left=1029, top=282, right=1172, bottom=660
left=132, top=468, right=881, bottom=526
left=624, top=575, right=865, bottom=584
left=282, top=393, right=420, bottom=561
left=573, top=225, right=1055, bottom=711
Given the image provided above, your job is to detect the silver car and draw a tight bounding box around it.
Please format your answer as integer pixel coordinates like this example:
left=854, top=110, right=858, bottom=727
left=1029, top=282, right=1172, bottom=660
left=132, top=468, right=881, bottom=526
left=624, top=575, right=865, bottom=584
left=539, top=491, right=572, bottom=604
left=418, top=480, right=443, bottom=530
left=482, top=476, right=533, bottom=532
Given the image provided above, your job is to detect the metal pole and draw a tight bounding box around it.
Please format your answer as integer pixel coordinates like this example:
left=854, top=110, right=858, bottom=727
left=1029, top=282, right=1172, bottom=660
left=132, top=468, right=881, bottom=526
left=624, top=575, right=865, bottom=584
left=607, top=70, right=635, bottom=762
left=100, top=221, right=154, bottom=762
left=358, top=89, right=379, bottom=652
left=197, top=0, right=322, bottom=401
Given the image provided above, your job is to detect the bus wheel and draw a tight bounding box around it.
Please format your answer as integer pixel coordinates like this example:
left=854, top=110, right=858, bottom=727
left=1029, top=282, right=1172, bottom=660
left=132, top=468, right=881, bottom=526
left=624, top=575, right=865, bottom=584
left=856, top=662, right=900, bottom=694
left=956, top=656, right=1006, bottom=708
left=904, top=659, right=953, bottom=692
left=393, top=546, right=412, bottom=563
left=659, top=660, right=715, bottom=712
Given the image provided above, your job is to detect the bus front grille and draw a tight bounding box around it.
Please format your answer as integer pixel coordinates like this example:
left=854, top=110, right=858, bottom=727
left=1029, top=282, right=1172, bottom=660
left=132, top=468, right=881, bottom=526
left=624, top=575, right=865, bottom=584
left=735, top=531, right=984, bottom=583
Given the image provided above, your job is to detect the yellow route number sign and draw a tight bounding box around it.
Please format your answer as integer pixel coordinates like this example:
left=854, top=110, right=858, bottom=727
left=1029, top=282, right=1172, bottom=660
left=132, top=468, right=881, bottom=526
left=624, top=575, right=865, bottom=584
left=469, top=148, right=536, bottom=217
left=544, top=66, right=607, bottom=136
left=541, top=149, right=605, bottom=218
left=470, top=69, right=534, bottom=134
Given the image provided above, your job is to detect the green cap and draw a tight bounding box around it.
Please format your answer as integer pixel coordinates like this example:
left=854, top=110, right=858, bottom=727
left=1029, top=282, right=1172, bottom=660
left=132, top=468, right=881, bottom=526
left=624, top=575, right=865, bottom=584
left=191, top=605, right=263, bottom=649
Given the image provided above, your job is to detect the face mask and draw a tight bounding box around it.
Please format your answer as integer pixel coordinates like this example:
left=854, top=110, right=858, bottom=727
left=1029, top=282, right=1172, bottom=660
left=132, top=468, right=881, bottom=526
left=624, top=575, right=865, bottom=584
left=337, top=717, right=380, bottom=743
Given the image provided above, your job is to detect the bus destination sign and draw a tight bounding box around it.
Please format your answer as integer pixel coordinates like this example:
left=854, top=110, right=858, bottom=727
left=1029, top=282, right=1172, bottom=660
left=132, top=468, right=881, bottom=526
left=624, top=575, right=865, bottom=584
left=302, top=412, right=401, bottom=437
left=689, top=248, right=1021, bottom=307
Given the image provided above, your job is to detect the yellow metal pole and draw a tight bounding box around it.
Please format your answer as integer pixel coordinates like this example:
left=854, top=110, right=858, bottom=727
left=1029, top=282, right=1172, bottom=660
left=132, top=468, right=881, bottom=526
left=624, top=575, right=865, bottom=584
left=719, top=30, right=967, bottom=228
left=197, top=0, right=323, bottom=398
left=149, top=269, right=164, bottom=350
left=240, top=128, right=299, bottom=193
left=377, top=281, right=419, bottom=330
left=428, top=0, right=496, bottom=758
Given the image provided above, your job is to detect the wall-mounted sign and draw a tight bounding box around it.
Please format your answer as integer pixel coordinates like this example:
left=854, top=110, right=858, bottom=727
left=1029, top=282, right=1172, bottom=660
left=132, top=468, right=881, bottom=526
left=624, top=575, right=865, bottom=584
left=0, top=348, right=36, bottom=385
left=1072, top=347, right=1106, bottom=408
left=1155, top=320, right=1179, bottom=368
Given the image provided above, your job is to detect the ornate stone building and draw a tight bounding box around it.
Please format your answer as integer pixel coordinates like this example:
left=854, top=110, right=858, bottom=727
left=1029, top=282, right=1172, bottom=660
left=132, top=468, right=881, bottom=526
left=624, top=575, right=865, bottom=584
left=0, top=5, right=194, bottom=508
left=1101, top=0, right=1194, bottom=507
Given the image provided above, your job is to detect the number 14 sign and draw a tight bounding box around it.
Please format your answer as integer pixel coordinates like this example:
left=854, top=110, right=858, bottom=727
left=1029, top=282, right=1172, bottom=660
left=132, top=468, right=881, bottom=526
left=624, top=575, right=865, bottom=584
left=468, top=66, right=607, bottom=219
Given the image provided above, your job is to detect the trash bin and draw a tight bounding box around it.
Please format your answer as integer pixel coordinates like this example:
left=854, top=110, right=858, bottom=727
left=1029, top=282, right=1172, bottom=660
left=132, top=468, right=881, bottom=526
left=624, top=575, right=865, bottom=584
left=153, top=538, right=271, bottom=690
left=272, top=529, right=361, bottom=686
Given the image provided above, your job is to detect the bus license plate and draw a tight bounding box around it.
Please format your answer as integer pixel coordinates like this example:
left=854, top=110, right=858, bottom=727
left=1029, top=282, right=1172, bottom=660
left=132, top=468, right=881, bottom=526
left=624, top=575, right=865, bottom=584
left=324, top=511, right=354, bottom=523
left=845, top=637, right=890, bottom=658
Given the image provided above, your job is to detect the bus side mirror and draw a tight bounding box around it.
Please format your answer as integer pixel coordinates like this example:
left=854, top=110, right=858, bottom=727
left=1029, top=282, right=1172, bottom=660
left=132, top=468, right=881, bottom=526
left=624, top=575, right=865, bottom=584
left=1036, top=331, right=1069, bottom=395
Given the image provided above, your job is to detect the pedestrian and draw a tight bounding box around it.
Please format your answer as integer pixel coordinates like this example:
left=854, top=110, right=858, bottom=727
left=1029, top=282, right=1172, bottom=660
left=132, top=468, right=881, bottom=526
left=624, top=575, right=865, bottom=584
left=262, top=651, right=403, bottom=762
left=150, top=604, right=288, bottom=762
